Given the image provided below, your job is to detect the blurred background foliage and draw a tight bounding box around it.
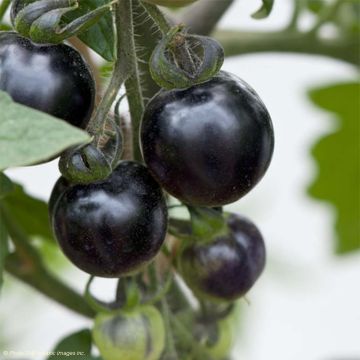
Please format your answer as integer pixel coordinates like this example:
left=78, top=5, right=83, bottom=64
left=308, top=82, right=359, bottom=254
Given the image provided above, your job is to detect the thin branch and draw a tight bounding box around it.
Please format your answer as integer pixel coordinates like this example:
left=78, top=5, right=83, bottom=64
left=1, top=207, right=95, bottom=318
left=121, top=0, right=145, bottom=162
left=86, top=1, right=130, bottom=136
left=131, top=0, right=164, bottom=102
left=180, top=0, right=234, bottom=35
left=215, top=30, right=359, bottom=66
left=160, top=294, right=179, bottom=359
left=287, top=0, right=304, bottom=31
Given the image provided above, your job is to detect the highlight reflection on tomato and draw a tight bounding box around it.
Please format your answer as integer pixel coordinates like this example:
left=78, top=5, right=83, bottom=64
left=141, top=71, right=274, bottom=207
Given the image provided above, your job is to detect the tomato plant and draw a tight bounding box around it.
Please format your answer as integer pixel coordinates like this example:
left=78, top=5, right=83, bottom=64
left=0, top=0, right=358, bottom=359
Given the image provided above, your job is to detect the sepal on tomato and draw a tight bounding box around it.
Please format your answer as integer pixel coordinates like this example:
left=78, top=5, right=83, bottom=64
left=150, top=25, right=224, bottom=89
left=59, top=117, right=123, bottom=184
left=177, top=213, right=266, bottom=302
left=187, top=207, right=228, bottom=242
left=12, top=0, right=113, bottom=44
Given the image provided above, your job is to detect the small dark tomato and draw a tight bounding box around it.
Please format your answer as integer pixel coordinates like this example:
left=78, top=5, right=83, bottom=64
left=141, top=71, right=274, bottom=207
left=178, top=213, right=266, bottom=302
left=92, top=306, right=165, bottom=360
left=50, top=161, right=168, bottom=277
left=0, top=32, right=95, bottom=128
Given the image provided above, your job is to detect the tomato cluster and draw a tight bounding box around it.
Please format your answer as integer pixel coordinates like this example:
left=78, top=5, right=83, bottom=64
left=140, top=69, right=273, bottom=305
left=2, top=1, right=274, bottom=358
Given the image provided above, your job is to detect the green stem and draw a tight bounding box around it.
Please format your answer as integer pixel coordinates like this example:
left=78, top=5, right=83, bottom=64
left=0, top=0, right=11, bottom=22
left=215, top=29, right=359, bottom=66
left=161, top=297, right=179, bottom=360
left=166, top=277, right=192, bottom=313
left=85, top=276, right=113, bottom=314
left=170, top=314, right=211, bottom=360
left=169, top=218, right=192, bottom=236
left=287, top=0, right=304, bottom=31
left=130, top=0, right=162, bottom=102
left=123, top=0, right=145, bottom=162
left=86, top=1, right=131, bottom=137
left=1, top=207, right=95, bottom=318
left=141, top=2, right=171, bottom=34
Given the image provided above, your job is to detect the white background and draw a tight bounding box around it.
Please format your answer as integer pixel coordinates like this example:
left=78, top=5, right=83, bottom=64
left=1, top=1, right=360, bottom=359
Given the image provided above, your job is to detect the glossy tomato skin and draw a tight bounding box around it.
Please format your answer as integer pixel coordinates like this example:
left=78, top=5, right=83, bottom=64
left=141, top=71, right=274, bottom=207
left=51, top=161, right=168, bottom=277
left=48, top=177, right=69, bottom=217
left=0, top=32, right=95, bottom=128
left=179, top=213, right=266, bottom=302
left=93, top=306, right=165, bottom=360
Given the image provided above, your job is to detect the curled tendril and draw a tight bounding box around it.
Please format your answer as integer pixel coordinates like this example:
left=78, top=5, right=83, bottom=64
left=59, top=117, right=123, bottom=185
left=11, top=0, right=114, bottom=44
left=150, top=25, right=225, bottom=90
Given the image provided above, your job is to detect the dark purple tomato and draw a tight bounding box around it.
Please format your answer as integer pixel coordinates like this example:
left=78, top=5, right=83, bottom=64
left=50, top=161, right=168, bottom=277
left=48, top=177, right=69, bottom=217
left=141, top=71, right=274, bottom=207
left=0, top=32, right=95, bottom=128
left=178, top=213, right=266, bottom=301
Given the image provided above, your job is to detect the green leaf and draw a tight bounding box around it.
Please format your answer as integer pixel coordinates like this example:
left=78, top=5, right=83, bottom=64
left=251, top=0, right=274, bottom=19
left=307, top=0, right=325, bottom=14
left=47, top=329, right=93, bottom=359
left=308, top=82, right=360, bottom=254
left=64, top=0, right=115, bottom=61
left=0, top=91, right=90, bottom=170
left=0, top=210, right=9, bottom=293
left=2, top=183, right=53, bottom=242
left=0, top=23, right=12, bottom=31
left=0, top=173, right=14, bottom=199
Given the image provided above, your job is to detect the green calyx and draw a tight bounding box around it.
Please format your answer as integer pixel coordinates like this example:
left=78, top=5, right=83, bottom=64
left=59, top=117, right=123, bottom=185
left=187, top=207, right=229, bottom=244
left=59, top=143, right=113, bottom=185
left=13, top=0, right=114, bottom=44
left=150, top=25, right=224, bottom=90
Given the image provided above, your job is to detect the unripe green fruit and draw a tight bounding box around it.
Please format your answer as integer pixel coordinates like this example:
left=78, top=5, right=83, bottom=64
left=92, top=306, right=165, bottom=360
left=206, top=316, right=235, bottom=360
left=142, top=0, right=198, bottom=7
